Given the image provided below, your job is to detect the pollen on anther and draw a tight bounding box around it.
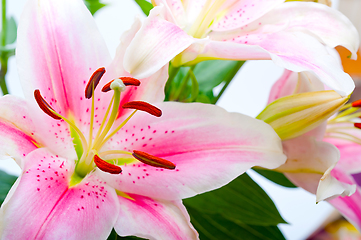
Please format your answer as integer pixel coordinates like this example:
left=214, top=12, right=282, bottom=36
left=85, top=67, right=106, bottom=99
left=34, top=90, right=61, bottom=120
left=352, top=99, right=361, bottom=108
left=123, top=101, right=162, bottom=117
left=94, top=155, right=122, bottom=174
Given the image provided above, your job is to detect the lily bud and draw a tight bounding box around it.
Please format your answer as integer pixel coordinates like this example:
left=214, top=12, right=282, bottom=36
left=257, top=90, right=349, bottom=140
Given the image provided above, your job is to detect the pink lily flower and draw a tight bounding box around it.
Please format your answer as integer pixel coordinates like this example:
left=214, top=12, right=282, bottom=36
left=123, top=0, right=358, bottom=96
left=267, top=69, right=361, bottom=229
left=324, top=119, right=361, bottom=230
left=0, top=0, right=287, bottom=239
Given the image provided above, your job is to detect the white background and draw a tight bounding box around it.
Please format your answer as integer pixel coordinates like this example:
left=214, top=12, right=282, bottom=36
left=1, top=0, right=344, bottom=239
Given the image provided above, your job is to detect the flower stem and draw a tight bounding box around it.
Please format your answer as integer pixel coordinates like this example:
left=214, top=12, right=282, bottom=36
left=171, top=65, right=195, bottom=101
left=0, top=0, right=9, bottom=95
left=165, top=63, right=180, bottom=98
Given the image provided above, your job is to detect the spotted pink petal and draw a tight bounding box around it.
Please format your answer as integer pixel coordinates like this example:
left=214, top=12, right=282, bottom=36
left=210, top=0, right=284, bottom=32
left=152, top=0, right=187, bottom=27
left=0, top=149, right=119, bottom=239
left=98, top=102, right=286, bottom=200
left=17, top=0, right=114, bottom=152
left=0, top=95, right=38, bottom=166
left=114, top=194, right=198, bottom=239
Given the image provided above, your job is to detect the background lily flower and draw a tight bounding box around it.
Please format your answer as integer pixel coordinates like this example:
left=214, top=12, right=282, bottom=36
left=264, top=70, right=356, bottom=202
left=123, top=0, right=359, bottom=96
left=0, top=0, right=287, bottom=239
left=266, top=69, right=361, bottom=228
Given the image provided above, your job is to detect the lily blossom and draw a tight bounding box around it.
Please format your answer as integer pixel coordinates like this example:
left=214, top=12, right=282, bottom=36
left=266, top=69, right=361, bottom=230
left=263, top=70, right=357, bottom=203
left=0, top=0, right=286, bottom=239
left=124, top=0, right=358, bottom=96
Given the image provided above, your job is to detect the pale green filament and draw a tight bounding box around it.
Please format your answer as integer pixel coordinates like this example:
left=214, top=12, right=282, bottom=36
left=87, top=84, right=95, bottom=152
left=98, top=150, right=133, bottom=157
left=92, top=89, right=121, bottom=151
left=93, top=95, right=115, bottom=143
left=99, top=110, right=137, bottom=149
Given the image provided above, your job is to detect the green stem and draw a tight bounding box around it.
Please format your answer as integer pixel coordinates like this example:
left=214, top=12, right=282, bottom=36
left=171, top=66, right=195, bottom=101
left=165, top=63, right=180, bottom=96
left=213, top=61, right=245, bottom=104
left=0, top=0, right=8, bottom=95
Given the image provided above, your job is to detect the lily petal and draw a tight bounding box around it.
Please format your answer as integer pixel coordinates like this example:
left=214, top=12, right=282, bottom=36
left=210, top=0, right=284, bottom=32
left=328, top=168, right=361, bottom=231
left=99, top=102, right=286, bottom=200
left=123, top=6, right=195, bottom=79
left=0, top=95, right=38, bottom=166
left=0, top=148, right=119, bottom=240
left=107, top=18, right=169, bottom=118
left=115, top=194, right=198, bottom=239
left=17, top=0, right=113, bottom=152
left=254, top=2, right=359, bottom=58
left=279, top=135, right=354, bottom=201
left=268, top=70, right=325, bottom=103
left=203, top=32, right=354, bottom=96
left=329, top=190, right=361, bottom=232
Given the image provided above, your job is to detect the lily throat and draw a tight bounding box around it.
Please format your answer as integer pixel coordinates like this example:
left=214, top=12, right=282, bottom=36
left=34, top=67, right=176, bottom=182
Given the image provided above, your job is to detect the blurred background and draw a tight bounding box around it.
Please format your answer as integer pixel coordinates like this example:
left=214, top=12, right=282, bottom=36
left=1, top=0, right=360, bottom=239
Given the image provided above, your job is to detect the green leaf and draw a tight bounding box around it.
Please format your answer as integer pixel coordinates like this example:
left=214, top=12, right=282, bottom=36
left=0, top=170, right=17, bottom=205
left=188, top=207, right=285, bottom=240
left=134, top=0, right=154, bottom=16
left=194, top=60, right=241, bottom=92
left=5, top=17, right=17, bottom=45
left=183, top=173, right=286, bottom=226
left=107, top=228, right=146, bottom=239
left=84, top=0, right=107, bottom=15
left=253, top=168, right=297, bottom=188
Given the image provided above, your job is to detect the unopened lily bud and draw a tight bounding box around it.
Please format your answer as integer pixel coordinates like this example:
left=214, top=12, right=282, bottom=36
left=257, top=90, right=349, bottom=140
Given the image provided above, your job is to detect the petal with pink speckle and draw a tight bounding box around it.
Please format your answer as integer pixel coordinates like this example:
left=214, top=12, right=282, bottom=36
left=115, top=194, right=197, bottom=239
left=0, top=148, right=119, bottom=240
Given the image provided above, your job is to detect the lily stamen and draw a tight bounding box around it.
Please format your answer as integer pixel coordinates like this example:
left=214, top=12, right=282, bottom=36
left=102, top=77, right=140, bottom=92
left=34, top=89, right=61, bottom=120
left=85, top=67, right=106, bottom=99
left=122, top=101, right=162, bottom=117
left=34, top=89, right=88, bottom=159
left=94, top=154, right=122, bottom=174
left=85, top=68, right=106, bottom=155
left=132, top=150, right=176, bottom=170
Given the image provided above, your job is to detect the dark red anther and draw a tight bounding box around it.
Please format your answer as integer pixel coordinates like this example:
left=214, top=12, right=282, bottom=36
left=34, top=89, right=61, bottom=120
left=122, top=101, right=162, bottom=117
left=85, top=67, right=106, bottom=99
left=352, top=99, right=361, bottom=108
left=94, top=155, right=122, bottom=174
left=102, top=77, right=141, bottom=92
left=132, top=150, right=176, bottom=170
left=355, top=123, right=361, bottom=129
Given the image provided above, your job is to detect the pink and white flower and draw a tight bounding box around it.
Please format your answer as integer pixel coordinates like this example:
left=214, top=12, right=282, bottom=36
left=124, top=0, right=358, bottom=96
left=0, top=0, right=286, bottom=239
left=267, top=69, right=361, bottom=229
